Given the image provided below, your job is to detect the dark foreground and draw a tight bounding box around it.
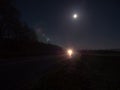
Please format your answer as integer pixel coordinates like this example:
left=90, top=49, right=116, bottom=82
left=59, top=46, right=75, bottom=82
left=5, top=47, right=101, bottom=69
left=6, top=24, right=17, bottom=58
left=0, top=54, right=120, bottom=90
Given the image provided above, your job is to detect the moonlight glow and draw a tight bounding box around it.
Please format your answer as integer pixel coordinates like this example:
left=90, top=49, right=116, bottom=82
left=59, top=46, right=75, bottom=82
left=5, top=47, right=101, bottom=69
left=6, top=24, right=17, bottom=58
left=73, top=14, right=78, bottom=19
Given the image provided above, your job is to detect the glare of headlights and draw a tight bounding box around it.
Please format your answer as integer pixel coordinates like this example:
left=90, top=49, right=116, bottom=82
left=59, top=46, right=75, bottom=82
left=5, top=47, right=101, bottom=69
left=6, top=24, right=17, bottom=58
left=67, top=49, right=73, bottom=58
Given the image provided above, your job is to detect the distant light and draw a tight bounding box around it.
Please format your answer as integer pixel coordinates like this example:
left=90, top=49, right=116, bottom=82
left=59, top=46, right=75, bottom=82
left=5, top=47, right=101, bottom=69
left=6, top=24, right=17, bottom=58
left=67, top=49, right=73, bottom=58
left=73, top=14, right=78, bottom=19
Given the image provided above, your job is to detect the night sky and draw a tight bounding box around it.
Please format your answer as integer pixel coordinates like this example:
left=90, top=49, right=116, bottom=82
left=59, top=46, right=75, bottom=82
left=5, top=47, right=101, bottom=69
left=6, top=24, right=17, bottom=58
left=16, top=0, right=120, bottom=49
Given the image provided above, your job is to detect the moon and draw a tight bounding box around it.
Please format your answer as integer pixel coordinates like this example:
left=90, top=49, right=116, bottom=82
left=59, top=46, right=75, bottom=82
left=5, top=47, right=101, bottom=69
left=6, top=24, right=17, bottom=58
left=73, top=14, right=78, bottom=19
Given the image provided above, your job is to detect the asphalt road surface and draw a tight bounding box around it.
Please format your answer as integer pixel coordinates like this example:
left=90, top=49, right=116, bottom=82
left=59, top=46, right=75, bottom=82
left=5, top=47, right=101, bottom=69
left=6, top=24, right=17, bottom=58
left=0, top=54, right=120, bottom=90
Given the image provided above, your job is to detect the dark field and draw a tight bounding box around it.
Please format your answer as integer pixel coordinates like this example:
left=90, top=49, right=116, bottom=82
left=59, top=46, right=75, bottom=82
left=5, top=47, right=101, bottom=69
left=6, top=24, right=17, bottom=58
left=0, top=52, right=120, bottom=90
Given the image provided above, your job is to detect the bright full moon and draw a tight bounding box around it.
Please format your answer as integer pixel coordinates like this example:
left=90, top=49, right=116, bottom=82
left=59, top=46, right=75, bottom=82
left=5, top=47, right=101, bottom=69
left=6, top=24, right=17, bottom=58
left=73, top=14, right=78, bottom=19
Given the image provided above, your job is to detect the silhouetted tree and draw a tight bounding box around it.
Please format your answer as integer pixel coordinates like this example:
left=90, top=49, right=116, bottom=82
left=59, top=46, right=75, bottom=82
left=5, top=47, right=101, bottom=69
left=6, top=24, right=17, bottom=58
left=0, top=0, right=37, bottom=41
left=0, top=0, right=19, bottom=38
left=17, top=23, right=37, bottom=41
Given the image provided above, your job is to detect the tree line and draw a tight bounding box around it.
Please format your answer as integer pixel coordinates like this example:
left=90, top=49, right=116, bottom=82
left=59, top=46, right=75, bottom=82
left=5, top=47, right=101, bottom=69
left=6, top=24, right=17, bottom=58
left=0, top=0, right=37, bottom=41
